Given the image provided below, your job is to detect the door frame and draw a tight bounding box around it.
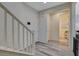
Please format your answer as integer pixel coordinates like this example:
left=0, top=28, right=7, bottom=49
left=47, top=2, right=76, bottom=50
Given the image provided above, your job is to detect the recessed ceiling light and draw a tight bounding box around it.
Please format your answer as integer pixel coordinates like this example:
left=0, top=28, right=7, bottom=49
left=43, top=2, right=47, bottom=4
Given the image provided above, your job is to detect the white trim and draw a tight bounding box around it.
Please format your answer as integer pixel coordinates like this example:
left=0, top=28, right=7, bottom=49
left=0, top=46, right=33, bottom=56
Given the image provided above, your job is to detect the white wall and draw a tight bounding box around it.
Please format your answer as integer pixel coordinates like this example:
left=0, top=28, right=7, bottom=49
left=38, top=3, right=75, bottom=50
left=38, top=12, right=48, bottom=43
left=48, top=14, right=59, bottom=41
left=1, top=2, right=39, bottom=42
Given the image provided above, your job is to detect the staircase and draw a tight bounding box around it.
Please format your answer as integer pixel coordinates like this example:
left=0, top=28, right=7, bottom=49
left=35, top=42, right=74, bottom=56
left=0, top=3, right=35, bottom=56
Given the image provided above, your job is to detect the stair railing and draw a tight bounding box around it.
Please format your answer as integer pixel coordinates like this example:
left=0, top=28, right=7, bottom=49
left=0, top=3, right=35, bottom=55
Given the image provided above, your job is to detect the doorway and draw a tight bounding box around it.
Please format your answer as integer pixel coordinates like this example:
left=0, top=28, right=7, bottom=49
left=48, top=8, right=70, bottom=49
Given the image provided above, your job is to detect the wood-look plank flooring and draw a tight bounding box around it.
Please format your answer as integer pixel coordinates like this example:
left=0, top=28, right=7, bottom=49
left=35, top=42, right=74, bottom=56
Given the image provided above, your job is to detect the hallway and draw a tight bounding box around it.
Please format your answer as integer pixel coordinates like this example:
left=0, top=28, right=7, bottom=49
left=0, top=2, right=76, bottom=56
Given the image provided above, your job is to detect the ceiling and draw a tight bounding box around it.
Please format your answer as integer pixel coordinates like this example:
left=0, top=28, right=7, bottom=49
left=24, top=2, right=66, bottom=11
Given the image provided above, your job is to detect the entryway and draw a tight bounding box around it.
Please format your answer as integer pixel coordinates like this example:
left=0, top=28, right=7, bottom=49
left=48, top=8, right=70, bottom=49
